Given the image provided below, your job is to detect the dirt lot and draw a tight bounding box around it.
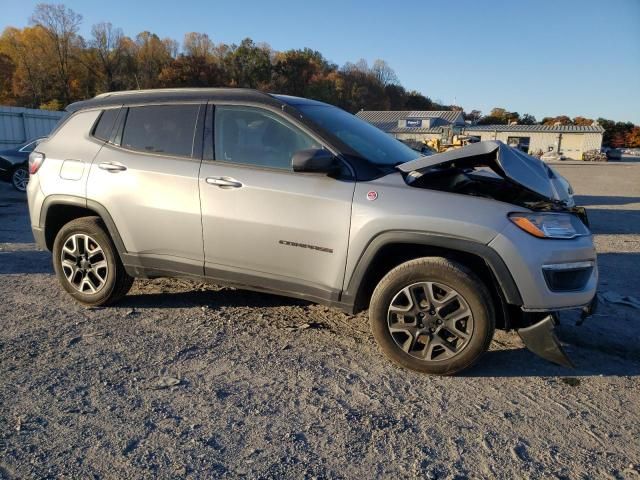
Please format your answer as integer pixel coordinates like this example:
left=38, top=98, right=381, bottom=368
left=1, top=163, right=639, bottom=479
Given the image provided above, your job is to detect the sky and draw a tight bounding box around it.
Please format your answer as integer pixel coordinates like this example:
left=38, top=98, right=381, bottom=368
left=2, top=0, right=639, bottom=123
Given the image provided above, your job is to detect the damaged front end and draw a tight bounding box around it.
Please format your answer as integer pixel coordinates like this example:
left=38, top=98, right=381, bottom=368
left=517, top=314, right=574, bottom=368
left=397, top=141, right=597, bottom=368
left=397, top=140, right=585, bottom=217
left=516, top=293, right=597, bottom=368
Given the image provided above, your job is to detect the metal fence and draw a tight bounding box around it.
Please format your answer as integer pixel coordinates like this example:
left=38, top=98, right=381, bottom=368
left=0, top=106, right=65, bottom=149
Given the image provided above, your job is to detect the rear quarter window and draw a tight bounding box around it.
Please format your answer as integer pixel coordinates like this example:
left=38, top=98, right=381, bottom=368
left=92, top=108, right=120, bottom=142
left=121, top=104, right=200, bottom=157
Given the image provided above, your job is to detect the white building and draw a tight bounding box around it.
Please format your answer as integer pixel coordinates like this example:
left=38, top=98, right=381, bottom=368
left=356, top=110, right=604, bottom=160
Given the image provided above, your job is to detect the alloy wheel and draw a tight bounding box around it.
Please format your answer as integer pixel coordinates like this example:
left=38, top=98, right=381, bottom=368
left=60, top=233, right=109, bottom=294
left=387, top=281, right=474, bottom=361
left=12, top=168, right=29, bottom=192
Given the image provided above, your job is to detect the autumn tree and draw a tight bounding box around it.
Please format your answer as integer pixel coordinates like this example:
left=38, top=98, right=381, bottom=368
left=0, top=26, right=58, bottom=107
left=0, top=53, right=14, bottom=104
left=183, top=32, right=215, bottom=59
left=626, top=126, right=640, bottom=148
left=86, top=22, right=128, bottom=92
left=541, top=115, right=572, bottom=125
left=30, top=3, right=82, bottom=105
left=272, top=48, right=333, bottom=97
left=371, top=59, right=399, bottom=86
left=132, top=31, right=175, bottom=89
left=572, top=116, right=594, bottom=126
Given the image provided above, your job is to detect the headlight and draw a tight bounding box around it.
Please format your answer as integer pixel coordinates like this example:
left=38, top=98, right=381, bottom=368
left=508, top=212, right=590, bottom=239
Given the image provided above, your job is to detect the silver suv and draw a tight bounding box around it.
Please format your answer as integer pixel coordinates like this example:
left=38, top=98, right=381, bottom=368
left=27, top=89, right=597, bottom=375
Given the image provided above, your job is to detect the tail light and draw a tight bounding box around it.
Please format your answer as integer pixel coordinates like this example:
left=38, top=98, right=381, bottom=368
left=29, top=152, right=45, bottom=174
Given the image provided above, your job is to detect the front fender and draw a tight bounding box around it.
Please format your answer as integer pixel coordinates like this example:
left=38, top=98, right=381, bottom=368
left=341, top=230, right=523, bottom=310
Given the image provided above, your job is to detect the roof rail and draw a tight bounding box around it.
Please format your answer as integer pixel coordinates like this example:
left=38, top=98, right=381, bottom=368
left=93, top=87, right=258, bottom=100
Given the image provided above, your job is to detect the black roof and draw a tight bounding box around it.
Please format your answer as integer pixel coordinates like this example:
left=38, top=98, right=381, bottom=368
left=65, top=88, right=389, bottom=181
left=66, top=88, right=292, bottom=112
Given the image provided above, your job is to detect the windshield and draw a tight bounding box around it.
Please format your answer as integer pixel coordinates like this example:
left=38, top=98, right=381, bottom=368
left=297, top=105, right=420, bottom=166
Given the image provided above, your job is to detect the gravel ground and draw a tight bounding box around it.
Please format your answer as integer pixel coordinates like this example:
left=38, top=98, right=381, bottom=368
left=0, top=164, right=639, bottom=479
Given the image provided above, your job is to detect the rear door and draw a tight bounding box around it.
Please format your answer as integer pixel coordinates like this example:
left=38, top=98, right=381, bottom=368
left=87, top=103, right=204, bottom=273
left=198, top=104, right=355, bottom=300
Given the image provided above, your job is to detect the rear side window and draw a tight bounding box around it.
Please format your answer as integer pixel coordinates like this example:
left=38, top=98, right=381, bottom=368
left=121, top=104, right=199, bottom=157
left=93, top=108, right=120, bottom=141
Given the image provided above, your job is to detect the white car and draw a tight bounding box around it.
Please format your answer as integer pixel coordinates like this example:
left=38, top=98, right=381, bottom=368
left=540, top=151, right=566, bottom=162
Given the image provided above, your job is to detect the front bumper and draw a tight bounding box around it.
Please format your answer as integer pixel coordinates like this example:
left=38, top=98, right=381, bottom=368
left=489, top=222, right=598, bottom=310
left=517, top=314, right=573, bottom=368
left=516, top=295, right=598, bottom=367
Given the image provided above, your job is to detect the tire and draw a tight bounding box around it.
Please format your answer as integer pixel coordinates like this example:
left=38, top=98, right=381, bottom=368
left=11, top=166, right=29, bottom=192
left=369, top=257, right=495, bottom=375
left=52, top=216, right=134, bottom=306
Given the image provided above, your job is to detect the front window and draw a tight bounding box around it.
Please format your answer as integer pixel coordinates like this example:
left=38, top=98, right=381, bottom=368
left=296, top=105, right=420, bottom=167
left=214, top=106, right=321, bottom=170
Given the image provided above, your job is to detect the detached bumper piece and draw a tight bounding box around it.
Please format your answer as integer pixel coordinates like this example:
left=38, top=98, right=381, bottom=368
left=517, top=314, right=574, bottom=368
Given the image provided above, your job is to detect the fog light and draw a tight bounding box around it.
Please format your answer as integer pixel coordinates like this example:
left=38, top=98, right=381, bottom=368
left=542, top=261, right=594, bottom=291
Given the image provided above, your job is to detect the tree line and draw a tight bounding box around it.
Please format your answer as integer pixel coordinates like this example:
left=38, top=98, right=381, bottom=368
left=469, top=108, right=639, bottom=148
left=1, top=4, right=638, bottom=148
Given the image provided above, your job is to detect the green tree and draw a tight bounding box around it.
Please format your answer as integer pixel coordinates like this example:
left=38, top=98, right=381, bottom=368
left=225, top=38, right=272, bottom=89
left=272, top=48, right=333, bottom=97
left=519, top=113, right=537, bottom=125
left=405, top=90, right=434, bottom=110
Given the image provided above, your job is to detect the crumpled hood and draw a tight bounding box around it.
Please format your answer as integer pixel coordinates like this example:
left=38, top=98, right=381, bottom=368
left=397, top=140, right=572, bottom=204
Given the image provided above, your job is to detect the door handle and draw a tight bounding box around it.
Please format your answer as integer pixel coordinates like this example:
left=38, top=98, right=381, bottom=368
left=205, top=176, right=242, bottom=188
left=98, top=162, right=127, bottom=172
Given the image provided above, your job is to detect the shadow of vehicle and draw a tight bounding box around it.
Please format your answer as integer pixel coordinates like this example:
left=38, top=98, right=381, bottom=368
left=464, top=344, right=640, bottom=378
left=582, top=209, right=640, bottom=234
left=113, top=286, right=310, bottom=310
left=0, top=250, right=52, bottom=274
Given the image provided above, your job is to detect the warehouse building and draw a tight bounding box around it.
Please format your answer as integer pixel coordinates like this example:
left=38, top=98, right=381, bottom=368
left=356, top=110, right=604, bottom=160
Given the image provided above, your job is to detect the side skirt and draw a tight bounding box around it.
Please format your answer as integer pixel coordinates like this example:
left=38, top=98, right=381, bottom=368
left=121, top=253, right=353, bottom=313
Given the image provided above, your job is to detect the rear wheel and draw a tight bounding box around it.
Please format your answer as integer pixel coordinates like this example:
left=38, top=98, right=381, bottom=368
left=11, top=166, right=29, bottom=192
left=52, top=217, right=133, bottom=306
left=369, top=257, right=495, bottom=375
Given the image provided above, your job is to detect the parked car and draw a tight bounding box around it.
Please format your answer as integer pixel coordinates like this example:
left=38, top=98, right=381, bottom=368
left=27, top=89, right=597, bottom=375
left=605, top=148, right=622, bottom=160
left=0, top=138, right=44, bottom=191
left=540, top=150, right=566, bottom=162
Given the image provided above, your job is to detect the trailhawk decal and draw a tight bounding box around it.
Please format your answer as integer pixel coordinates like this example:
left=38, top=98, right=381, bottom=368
left=278, top=240, right=333, bottom=254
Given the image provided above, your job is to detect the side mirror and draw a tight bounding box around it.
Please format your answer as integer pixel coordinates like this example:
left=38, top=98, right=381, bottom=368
left=291, top=148, right=337, bottom=173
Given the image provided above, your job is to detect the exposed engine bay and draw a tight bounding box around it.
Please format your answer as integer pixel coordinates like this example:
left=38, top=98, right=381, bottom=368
left=405, top=166, right=555, bottom=207
left=397, top=140, right=589, bottom=224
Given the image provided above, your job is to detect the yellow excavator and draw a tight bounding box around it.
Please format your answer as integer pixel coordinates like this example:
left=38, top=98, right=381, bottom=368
left=424, top=127, right=480, bottom=153
left=401, top=128, right=481, bottom=156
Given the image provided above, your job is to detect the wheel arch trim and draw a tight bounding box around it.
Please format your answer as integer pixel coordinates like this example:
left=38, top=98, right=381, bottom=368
left=342, top=230, right=523, bottom=308
left=39, top=194, right=127, bottom=254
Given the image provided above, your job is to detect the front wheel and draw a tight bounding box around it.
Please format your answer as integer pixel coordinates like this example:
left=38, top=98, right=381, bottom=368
left=369, top=257, right=495, bottom=375
left=52, top=217, right=134, bottom=306
left=11, top=166, right=29, bottom=192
